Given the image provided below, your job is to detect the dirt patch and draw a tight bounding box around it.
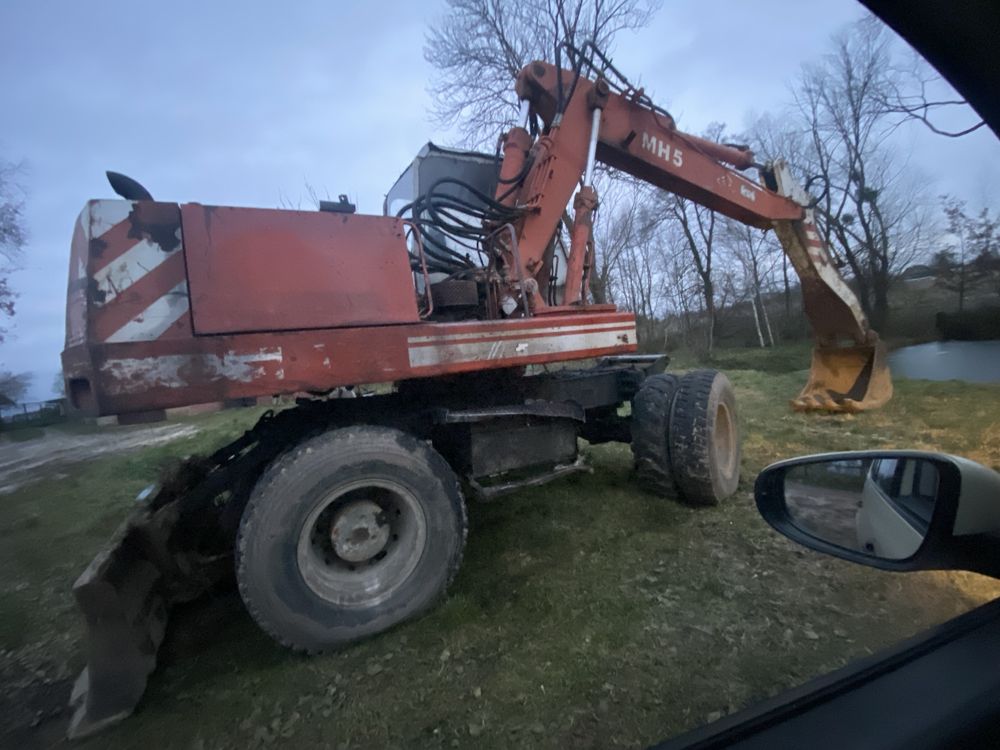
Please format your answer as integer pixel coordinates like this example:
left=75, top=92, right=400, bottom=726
left=785, top=481, right=861, bottom=549
left=0, top=424, right=199, bottom=495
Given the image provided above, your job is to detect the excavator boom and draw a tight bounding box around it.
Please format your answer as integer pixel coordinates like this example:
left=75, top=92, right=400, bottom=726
left=497, top=58, right=891, bottom=412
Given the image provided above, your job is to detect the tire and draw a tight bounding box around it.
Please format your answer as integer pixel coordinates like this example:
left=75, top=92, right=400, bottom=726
left=669, top=369, right=741, bottom=506
left=631, top=373, right=682, bottom=498
left=235, top=425, right=467, bottom=652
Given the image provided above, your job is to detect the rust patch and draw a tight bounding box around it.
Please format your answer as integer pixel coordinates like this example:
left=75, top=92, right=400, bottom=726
left=127, top=203, right=181, bottom=253
left=86, top=277, right=107, bottom=305
left=89, top=235, right=108, bottom=259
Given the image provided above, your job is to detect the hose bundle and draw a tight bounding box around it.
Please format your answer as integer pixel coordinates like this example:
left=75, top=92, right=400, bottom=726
left=396, top=176, right=526, bottom=275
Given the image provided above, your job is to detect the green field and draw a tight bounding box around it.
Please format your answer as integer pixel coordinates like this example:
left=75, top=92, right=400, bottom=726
left=2, top=349, right=999, bottom=749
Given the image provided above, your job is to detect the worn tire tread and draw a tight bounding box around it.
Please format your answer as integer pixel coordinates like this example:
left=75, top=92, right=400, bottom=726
left=631, top=373, right=681, bottom=498
left=235, top=425, right=468, bottom=654
left=669, top=369, right=739, bottom=506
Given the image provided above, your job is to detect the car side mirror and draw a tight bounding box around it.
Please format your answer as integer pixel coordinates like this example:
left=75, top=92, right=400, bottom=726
left=755, top=451, right=1000, bottom=578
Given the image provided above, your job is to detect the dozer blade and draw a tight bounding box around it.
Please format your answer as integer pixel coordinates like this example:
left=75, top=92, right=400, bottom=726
left=790, top=340, right=893, bottom=413
left=65, top=407, right=307, bottom=739
left=68, top=509, right=170, bottom=739
left=68, top=495, right=231, bottom=740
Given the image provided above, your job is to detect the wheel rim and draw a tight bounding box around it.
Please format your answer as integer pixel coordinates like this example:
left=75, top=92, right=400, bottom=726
left=713, top=401, right=738, bottom=479
left=296, top=479, right=427, bottom=608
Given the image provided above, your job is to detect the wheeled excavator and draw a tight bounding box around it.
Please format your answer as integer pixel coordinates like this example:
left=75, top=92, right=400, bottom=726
left=60, top=44, right=891, bottom=737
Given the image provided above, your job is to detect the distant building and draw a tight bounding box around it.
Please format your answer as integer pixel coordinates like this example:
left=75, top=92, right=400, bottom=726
left=900, top=264, right=936, bottom=281
left=899, top=264, right=937, bottom=289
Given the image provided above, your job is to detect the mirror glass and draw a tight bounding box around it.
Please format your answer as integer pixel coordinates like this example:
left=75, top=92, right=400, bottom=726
left=782, top=457, right=941, bottom=560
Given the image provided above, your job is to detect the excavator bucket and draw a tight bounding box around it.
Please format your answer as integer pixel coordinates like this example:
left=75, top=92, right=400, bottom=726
left=791, top=340, right=893, bottom=413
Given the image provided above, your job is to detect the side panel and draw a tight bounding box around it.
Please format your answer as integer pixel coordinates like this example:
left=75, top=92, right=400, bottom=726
left=181, top=206, right=419, bottom=334
left=64, top=312, right=637, bottom=416
left=62, top=200, right=636, bottom=417
left=404, top=318, right=634, bottom=373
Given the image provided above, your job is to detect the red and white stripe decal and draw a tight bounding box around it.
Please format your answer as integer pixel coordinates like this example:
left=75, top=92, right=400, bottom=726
left=82, top=200, right=131, bottom=242
left=93, top=237, right=177, bottom=305
left=803, top=225, right=825, bottom=249
left=104, top=281, right=190, bottom=343
left=407, top=320, right=635, bottom=368
left=85, top=200, right=191, bottom=344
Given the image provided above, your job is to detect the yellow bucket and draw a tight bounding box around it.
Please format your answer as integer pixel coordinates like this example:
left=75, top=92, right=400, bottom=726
left=791, top=341, right=893, bottom=413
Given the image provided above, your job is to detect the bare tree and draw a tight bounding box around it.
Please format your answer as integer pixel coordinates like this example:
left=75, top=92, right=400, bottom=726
left=782, top=17, right=931, bottom=329
left=667, top=196, right=717, bottom=353
left=747, top=18, right=939, bottom=331
left=639, top=123, right=767, bottom=355
left=425, top=0, right=659, bottom=146
left=0, top=159, right=26, bottom=341
left=0, top=371, right=31, bottom=404
left=634, top=153, right=728, bottom=356
left=589, top=176, right=644, bottom=304
left=745, top=113, right=814, bottom=322
left=724, top=219, right=780, bottom=347
left=660, top=248, right=700, bottom=348
left=877, top=50, right=986, bottom=138
left=612, top=216, right=661, bottom=343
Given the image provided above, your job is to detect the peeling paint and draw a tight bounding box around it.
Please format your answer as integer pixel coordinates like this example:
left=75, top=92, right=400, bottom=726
left=408, top=328, right=635, bottom=368
left=93, top=238, right=179, bottom=306
left=105, top=282, right=190, bottom=343
left=101, top=348, right=283, bottom=394
left=86, top=200, right=133, bottom=241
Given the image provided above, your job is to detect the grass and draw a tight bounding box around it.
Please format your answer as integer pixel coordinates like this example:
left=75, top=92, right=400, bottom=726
left=667, top=341, right=816, bottom=374
left=0, top=419, right=109, bottom=443
left=2, top=354, right=1000, bottom=749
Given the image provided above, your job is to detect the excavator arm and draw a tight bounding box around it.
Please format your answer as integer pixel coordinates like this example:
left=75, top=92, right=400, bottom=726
left=494, top=60, right=891, bottom=412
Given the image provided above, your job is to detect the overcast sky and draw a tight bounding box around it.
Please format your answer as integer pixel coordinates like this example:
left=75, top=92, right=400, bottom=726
left=2, top=0, right=998, bottom=401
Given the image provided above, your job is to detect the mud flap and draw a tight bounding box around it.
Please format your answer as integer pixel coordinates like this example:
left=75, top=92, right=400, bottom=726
left=791, top=341, right=893, bottom=413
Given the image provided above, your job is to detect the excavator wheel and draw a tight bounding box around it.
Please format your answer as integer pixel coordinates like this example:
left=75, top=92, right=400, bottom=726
left=669, top=369, right=741, bottom=506
left=631, top=373, right=682, bottom=498
left=235, top=425, right=467, bottom=653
